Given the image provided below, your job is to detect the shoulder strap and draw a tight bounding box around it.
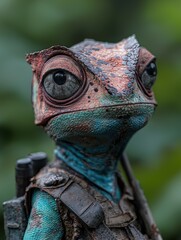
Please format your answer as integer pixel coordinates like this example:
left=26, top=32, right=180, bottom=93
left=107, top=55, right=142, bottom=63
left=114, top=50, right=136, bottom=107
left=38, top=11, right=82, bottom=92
left=26, top=168, right=118, bottom=239
left=43, top=173, right=147, bottom=240
left=48, top=179, right=104, bottom=229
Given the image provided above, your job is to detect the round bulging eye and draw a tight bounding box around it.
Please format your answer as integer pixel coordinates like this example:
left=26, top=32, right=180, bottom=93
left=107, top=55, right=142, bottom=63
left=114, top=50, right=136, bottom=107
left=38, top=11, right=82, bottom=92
left=43, top=69, right=82, bottom=100
left=141, top=61, right=157, bottom=89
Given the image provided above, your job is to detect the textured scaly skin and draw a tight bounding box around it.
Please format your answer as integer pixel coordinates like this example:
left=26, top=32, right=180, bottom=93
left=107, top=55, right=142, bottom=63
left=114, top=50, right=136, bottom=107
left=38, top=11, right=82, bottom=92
left=24, top=36, right=157, bottom=239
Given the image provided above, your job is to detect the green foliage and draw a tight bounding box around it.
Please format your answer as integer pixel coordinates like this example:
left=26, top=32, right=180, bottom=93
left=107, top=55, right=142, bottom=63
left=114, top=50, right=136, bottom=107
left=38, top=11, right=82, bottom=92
left=0, top=0, right=181, bottom=239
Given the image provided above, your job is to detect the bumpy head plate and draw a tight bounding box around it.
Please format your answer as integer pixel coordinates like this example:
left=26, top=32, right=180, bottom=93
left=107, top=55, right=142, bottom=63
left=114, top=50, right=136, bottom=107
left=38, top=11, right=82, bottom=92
left=27, top=36, right=157, bottom=147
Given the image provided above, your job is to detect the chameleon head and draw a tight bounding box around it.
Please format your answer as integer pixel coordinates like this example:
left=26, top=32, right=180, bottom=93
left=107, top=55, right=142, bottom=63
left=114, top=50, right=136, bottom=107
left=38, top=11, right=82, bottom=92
left=27, top=36, right=157, bottom=149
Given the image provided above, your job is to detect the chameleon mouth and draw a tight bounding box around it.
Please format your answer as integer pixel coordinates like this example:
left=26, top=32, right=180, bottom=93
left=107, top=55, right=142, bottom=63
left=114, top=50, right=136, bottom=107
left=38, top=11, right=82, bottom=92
left=42, top=102, right=157, bottom=126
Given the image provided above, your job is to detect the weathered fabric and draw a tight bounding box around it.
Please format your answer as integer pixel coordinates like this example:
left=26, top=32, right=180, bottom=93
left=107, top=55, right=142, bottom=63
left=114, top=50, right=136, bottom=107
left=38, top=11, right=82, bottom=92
left=25, top=160, right=149, bottom=240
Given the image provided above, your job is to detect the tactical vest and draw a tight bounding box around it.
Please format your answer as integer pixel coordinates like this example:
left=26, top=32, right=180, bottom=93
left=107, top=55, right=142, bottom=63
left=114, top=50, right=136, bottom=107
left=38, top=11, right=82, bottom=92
left=25, top=160, right=149, bottom=240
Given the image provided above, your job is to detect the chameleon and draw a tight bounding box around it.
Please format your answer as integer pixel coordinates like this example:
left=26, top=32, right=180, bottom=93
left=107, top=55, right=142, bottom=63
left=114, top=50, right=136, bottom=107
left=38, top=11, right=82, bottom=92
left=23, top=35, right=160, bottom=239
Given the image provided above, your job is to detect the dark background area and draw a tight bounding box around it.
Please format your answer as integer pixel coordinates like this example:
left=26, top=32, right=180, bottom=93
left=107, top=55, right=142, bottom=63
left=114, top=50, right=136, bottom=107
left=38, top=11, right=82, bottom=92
left=0, top=0, right=181, bottom=239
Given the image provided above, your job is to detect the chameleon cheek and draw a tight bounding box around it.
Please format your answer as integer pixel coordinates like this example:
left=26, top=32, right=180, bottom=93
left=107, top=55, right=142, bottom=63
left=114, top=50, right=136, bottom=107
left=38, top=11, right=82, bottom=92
left=44, top=113, right=93, bottom=145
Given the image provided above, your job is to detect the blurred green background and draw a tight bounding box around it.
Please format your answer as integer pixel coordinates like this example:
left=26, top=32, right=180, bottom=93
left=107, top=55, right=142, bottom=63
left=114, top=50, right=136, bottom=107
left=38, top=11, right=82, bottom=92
left=0, top=0, right=181, bottom=239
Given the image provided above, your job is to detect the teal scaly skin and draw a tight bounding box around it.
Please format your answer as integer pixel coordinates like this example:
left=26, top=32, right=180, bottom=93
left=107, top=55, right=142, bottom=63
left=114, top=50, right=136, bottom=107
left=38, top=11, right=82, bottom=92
left=24, top=36, right=157, bottom=239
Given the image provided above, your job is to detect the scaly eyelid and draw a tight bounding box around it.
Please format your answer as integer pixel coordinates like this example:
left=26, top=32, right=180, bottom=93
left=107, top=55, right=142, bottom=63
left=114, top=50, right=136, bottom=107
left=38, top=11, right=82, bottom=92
left=40, top=55, right=83, bottom=83
left=42, top=68, right=78, bottom=82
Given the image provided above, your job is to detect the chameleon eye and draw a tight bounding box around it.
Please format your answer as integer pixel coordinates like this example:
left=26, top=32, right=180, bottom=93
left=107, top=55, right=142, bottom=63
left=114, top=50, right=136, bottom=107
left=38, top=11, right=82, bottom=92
left=41, top=55, right=88, bottom=107
left=141, top=60, right=157, bottom=89
left=43, top=69, right=82, bottom=100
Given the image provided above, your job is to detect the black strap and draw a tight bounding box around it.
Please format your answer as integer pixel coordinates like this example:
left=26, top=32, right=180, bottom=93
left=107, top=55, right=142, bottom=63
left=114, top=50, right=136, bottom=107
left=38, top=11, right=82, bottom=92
left=59, top=180, right=104, bottom=228
left=126, top=224, right=147, bottom=240
left=89, top=223, right=117, bottom=240
left=59, top=181, right=117, bottom=239
left=43, top=175, right=118, bottom=239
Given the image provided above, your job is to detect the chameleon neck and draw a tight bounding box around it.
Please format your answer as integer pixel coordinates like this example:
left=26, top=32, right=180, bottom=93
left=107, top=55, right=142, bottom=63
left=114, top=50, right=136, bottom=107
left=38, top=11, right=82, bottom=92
left=55, top=141, right=125, bottom=202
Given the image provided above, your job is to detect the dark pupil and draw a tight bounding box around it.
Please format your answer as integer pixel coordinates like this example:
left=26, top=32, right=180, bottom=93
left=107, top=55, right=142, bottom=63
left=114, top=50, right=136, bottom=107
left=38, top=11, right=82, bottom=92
left=53, top=71, right=67, bottom=85
left=146, top=62, right=157, bottom=76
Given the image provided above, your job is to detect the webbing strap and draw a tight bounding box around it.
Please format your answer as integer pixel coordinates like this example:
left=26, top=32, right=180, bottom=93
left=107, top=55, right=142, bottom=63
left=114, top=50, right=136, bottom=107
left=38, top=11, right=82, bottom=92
left=59, top=180, right=105, bottom=228
left=126, top=224, right=147, bottom=240
left=43, top=178, right=118, bottom=239
left=89, top=223, right=117, bottom=240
